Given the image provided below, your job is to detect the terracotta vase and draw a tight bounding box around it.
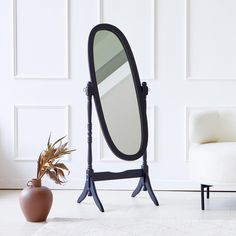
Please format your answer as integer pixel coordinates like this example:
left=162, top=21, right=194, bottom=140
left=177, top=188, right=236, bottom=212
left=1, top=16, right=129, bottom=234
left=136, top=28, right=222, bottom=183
left=19, top=178, right=53, bottom=222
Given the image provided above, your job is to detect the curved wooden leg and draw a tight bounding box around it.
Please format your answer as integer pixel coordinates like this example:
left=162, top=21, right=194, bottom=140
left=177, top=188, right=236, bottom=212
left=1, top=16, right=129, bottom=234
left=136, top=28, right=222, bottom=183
left=77, top=181, right=89, bottom=203
left=145, top=176, right=159, bottom=206
left=132, top=178, right=144, bottom=197
left=77, top=178, right=104, bottom=212
left=132, top=174, right=159, bottom=206
left=90, top=179, right=104, bottom=212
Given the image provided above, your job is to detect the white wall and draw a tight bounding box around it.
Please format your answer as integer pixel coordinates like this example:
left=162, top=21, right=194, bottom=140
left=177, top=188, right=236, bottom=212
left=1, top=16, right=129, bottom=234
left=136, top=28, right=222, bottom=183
left=1, top=0, right=236, bottom=190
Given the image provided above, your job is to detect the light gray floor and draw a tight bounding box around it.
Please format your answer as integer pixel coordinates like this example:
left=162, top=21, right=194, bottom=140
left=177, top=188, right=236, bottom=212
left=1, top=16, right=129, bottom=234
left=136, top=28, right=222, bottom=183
left=1, top=190, right=236, bottom=235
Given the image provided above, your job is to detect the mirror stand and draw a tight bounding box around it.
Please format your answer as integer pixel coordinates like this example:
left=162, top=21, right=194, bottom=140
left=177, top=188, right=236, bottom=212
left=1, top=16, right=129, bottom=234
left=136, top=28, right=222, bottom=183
left=77, top=81, right=159, bottom=212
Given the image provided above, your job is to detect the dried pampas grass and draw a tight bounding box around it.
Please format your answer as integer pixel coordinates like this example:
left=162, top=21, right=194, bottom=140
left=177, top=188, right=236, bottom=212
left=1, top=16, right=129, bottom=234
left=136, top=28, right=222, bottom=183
left=36, top=135, right=76, bottom=185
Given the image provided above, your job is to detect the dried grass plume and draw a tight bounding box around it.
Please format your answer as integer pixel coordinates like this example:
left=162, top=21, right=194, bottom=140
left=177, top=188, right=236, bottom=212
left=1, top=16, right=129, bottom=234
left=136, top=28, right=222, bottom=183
left=36, top=135, right=76, bottom=185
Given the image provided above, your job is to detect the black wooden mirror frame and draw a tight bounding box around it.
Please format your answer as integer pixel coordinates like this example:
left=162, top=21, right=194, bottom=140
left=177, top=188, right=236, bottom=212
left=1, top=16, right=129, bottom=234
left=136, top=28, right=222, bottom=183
left=77, top=23, right=159, bottom=212
left=88, top=23, right=148, bottom=161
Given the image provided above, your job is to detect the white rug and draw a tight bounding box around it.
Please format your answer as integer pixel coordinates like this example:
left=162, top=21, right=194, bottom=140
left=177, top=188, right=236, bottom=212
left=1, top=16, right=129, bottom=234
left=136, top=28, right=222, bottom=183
left=32, top=218, right=236, bottom=236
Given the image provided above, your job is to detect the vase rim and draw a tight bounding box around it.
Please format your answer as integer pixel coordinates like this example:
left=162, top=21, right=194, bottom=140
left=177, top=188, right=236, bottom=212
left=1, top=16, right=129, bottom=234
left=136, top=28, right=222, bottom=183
left=27, top=178, right=41, bottom=187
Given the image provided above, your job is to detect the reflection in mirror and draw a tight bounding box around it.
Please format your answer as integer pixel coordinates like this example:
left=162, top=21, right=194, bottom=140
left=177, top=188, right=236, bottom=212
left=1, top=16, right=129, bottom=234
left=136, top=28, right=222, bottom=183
left=93, top=30, right=141, bottom=155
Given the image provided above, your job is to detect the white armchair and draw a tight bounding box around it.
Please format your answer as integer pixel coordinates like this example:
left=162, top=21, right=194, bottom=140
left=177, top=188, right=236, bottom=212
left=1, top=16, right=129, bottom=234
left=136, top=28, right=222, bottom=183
left=189, top=110, right=236, bottom=210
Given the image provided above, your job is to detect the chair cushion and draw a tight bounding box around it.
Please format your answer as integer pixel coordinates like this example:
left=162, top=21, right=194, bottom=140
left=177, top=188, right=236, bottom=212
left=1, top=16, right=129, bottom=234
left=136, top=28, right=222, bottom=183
left=190, top=142, right=236, bottom=185
left=189, top=111, right=220, bottom=144
left=190, top=110, right=236, bottom=144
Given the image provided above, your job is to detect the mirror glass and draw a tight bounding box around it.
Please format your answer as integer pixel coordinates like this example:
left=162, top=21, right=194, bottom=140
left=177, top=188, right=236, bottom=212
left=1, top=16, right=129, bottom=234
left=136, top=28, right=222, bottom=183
left=93, top=30, right=142, bottom=155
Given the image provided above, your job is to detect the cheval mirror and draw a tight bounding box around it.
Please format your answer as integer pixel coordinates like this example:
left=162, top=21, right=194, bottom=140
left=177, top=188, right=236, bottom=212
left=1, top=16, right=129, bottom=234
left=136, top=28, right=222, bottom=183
left=78, top=23, right=159, bottom=212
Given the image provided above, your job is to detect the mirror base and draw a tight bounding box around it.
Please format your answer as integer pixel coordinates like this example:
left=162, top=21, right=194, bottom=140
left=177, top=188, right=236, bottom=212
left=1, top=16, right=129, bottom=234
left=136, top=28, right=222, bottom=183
left=132, top=175, right=159, bottom=206
left=77, top=169, right=104, bottom=212
left=77, top=166, right=159, bottom=212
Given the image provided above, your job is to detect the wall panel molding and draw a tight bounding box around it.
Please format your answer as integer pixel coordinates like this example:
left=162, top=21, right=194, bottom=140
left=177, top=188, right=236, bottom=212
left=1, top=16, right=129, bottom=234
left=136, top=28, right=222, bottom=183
left=99, top=0, right=156, bottom=80
left=14, top=105, right=69, bottom=161
left=185, top=0, right=190, bottom=80
left=13, top=0, right=70, bottom=79
left=185, top=0, right=236, bottom=80
left=185, top=106, right=191, bottom=161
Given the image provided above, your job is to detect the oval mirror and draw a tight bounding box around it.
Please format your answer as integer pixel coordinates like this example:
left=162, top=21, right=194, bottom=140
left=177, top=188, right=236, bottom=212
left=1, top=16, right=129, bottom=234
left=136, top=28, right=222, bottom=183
left=88, top=24, right=148, bottom=161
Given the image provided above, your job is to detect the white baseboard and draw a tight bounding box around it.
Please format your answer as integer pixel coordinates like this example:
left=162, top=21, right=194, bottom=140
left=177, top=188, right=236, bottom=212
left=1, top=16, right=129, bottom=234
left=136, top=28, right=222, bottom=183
left=3, top=178, right=236, bottom=191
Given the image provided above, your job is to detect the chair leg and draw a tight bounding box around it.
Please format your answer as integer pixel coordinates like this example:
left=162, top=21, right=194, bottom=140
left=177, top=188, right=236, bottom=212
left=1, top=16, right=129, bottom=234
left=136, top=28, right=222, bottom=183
left=201, top=184, right=205, bottom=210
left=201, top=184, right=212, bottom=210
left=207, top=186, right=210, bottom=199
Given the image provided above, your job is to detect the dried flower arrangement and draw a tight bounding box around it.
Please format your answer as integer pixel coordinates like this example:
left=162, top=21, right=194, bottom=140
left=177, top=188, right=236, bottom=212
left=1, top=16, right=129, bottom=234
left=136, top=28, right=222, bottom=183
left=36, top=135, right=75, bottom=184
